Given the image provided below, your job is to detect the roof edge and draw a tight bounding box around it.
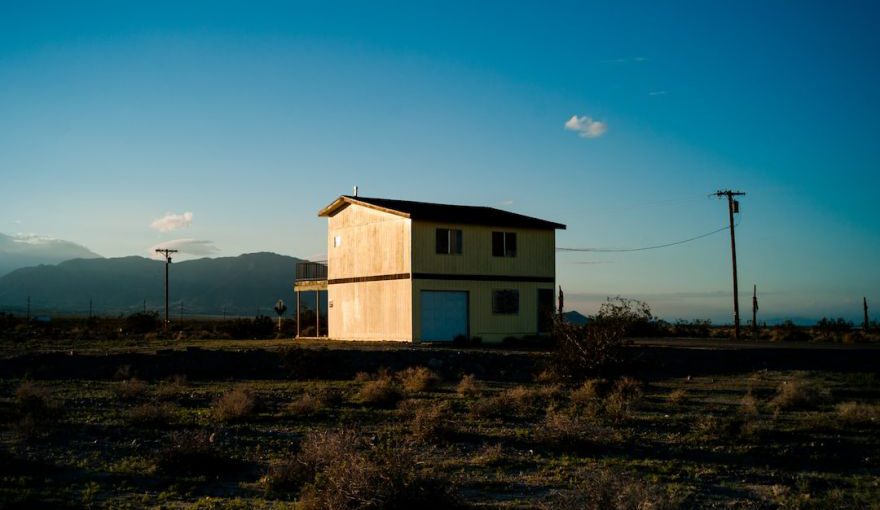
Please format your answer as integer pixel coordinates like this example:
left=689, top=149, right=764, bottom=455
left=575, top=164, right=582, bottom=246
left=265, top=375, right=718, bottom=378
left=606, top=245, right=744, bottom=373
left=317, top=196, right=411, bottom=218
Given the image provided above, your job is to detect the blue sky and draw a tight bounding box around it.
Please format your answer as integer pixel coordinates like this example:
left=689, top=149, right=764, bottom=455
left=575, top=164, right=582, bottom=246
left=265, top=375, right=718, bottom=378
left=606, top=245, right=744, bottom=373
left=1, top=1, right=878, bottom=322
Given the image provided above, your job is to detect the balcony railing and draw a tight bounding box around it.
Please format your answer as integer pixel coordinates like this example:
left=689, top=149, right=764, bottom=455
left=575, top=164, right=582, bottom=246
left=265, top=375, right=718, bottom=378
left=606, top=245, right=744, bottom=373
left=296, top=261, right=328, bottom=281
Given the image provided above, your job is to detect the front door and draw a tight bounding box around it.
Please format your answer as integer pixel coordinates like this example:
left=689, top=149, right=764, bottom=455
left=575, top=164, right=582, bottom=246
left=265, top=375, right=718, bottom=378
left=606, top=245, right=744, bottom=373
left=420, top=290, right=468, bottom=341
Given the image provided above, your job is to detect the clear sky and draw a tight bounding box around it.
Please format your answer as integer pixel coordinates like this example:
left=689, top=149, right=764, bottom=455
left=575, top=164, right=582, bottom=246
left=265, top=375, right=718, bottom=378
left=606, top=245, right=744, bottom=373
left=1, top=1, right=878, bottom=323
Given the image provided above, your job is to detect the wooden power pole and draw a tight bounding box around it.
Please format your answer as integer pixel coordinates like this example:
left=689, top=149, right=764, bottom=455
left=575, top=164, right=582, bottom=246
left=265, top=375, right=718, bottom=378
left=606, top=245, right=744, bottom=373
left=715, top=190, right=746, bottom=340
left=865, top=297, right=870, bottom=331
left=752, top=284, right=758, bottom=340
left=155, top=249, right=178, bottom=331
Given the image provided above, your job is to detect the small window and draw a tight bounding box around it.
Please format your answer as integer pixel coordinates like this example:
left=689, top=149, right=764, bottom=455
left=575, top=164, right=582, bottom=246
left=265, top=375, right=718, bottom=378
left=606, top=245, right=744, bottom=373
left=333, top=235, right=342, bottom=248
left=435, top=228, right=462, bottom=255
left=492, top=289, right=519, bottom=315
left=492, top=232, right=517, bottom=257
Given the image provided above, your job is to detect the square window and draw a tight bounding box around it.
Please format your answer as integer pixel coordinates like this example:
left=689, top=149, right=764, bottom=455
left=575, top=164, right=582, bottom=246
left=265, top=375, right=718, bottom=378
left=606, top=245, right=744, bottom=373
left=435, top=228, right=462, bottom=254
left=492, top=289, right=519, bottom=314
left=492, top=232, right=517, bottom=257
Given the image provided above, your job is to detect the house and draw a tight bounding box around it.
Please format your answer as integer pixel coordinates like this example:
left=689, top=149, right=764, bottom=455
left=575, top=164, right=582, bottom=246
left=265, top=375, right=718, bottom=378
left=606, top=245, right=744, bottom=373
left=293, top=195, right=565, bottom=343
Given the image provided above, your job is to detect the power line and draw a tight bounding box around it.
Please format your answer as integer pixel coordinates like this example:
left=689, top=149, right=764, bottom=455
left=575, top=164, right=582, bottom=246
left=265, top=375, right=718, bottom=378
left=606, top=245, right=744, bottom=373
left=557, top=224, right=734, bottom=253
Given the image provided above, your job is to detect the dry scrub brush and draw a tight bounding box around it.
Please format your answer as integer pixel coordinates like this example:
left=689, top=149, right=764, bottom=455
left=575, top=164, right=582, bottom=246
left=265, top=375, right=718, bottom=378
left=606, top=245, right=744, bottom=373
left=112, top=378, right=149, bottom=401
left=128, top=402, right=177, bottom=427
left=157, top=430, right=237, bottom=476
left=358, top=373, right=404, bottom=409
left=213, top=385, right=258, bottom=423
left=398, top=366, right=440, bottom=393
left=836, top=401, right=880, bottom=425
left=13, top=381, right=62, bottom=440
left=456, top=374, right=483, bottom=397
left=287, top=388, right=343, bottom=417
left=540, top=467, right=677, bottom=510
left=771, top=378, right=830, bottom=411
left=263, top=429, right=463, bottom=509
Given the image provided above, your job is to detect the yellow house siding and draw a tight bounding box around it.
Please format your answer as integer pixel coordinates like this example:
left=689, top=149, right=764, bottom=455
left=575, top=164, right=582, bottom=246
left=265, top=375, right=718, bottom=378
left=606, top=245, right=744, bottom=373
left=328, top=279, right=412, bottom=341
left=411, top=221, right=555, bottom=277
left=327, top=204, right=411, bottom=280
left=412, top=279, right=554, bottom=343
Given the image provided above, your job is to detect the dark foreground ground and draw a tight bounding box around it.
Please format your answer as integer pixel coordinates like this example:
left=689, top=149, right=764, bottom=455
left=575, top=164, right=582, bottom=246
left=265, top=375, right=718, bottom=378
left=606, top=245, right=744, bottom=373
left=1, top=339, right=878, bottom=509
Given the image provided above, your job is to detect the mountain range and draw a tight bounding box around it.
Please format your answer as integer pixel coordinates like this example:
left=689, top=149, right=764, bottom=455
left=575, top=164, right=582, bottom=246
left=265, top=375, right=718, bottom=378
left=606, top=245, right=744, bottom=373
left=0, top=233, right=101, bottom=277
left=0, top=252, right=304, bottom=316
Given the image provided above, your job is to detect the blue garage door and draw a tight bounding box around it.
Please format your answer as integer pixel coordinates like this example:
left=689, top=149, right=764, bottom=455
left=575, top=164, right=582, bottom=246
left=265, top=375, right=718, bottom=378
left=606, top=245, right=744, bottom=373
left=420, top=291, right=468, bottom=341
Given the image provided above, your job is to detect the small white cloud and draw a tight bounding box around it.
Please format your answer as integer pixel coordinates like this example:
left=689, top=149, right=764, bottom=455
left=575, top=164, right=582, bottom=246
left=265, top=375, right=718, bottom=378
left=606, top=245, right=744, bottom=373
left=498, top=200, right=514, bottom=206
left=564, top=115, right=608, bottom=139
left=648, top=90, right=667, bottom=96
left=150, top=212, right=193, bottom=232
left=150, top=238, right=219, bottom=257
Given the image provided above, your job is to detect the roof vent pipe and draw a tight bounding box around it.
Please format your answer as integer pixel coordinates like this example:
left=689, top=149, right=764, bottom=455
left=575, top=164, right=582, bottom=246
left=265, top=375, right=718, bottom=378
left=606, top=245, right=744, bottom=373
left=353, top=186, right=358, bottom=197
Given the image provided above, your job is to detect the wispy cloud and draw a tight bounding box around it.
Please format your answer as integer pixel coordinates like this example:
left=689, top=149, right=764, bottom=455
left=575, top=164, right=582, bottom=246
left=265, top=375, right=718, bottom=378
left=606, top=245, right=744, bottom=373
left=648, top=90, right=668, bottom=96
left=12, top=233, right=57, bottom=245
left=565, top=115, right=607, bottom=139
left=150, top=238, right=219, bottom=257
left=150, top=212, right=193, bottom=232
left=498, top=200, right=515, bottom=206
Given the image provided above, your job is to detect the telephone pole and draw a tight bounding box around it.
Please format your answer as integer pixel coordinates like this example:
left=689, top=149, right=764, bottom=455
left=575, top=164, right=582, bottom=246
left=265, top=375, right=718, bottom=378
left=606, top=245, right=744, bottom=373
left=715, top=190, right=746, bottom=340
left=155, top=249, right=178, bottom=331
left=865, top=297, right=870, bottom=331
left=752, top=284, right=758, bottom=340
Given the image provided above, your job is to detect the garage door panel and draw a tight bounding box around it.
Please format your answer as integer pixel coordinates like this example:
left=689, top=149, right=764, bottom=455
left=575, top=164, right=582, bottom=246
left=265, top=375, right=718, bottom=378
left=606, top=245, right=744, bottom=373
left=420, top=291, right=468, bottom=341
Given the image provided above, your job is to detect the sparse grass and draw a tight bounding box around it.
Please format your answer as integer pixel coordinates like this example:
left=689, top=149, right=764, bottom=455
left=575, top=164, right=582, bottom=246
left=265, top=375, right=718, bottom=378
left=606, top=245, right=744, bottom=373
left=155, top=374, right=188, bottom=401
left=667, top=388, right=687, bottom=405
left=357, top=373, right=403, bottom=408
left=470, top=384, right=555, bottom=420
left=836, top=401, right=880, bottom=425
left=157, top=430, right=235, bottom=476
left=127, top=402, right=177, bottom=427
left=456, top=374, right=483, bottom=397
left=398, top=366, right=440, bottom=393
left=540, top=468, right=676, bottom=510
left=213, top=385, right=258, bottom=422
left=1, top=353, right=878, bottom=509
left=112, top=377, right=149, bottom=401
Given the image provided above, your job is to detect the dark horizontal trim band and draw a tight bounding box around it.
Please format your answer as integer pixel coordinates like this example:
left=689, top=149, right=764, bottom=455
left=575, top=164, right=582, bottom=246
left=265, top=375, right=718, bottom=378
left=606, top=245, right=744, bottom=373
left=413, top=273, right=554, bottom=283
left=328, top=273, right=411, bottom=285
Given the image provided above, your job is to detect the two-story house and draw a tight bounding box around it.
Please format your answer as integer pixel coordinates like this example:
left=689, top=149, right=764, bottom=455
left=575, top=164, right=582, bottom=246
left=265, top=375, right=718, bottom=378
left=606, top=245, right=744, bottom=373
left=293, top=195, right=565, bottom=343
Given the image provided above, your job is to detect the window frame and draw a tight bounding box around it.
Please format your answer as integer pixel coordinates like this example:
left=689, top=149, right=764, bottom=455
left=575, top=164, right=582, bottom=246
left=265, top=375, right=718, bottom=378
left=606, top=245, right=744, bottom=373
left=492, top=289, right=520, bottom=315
left=492, top=231, right=517, bottom=258
left=435, top=228, right=463, bottom=255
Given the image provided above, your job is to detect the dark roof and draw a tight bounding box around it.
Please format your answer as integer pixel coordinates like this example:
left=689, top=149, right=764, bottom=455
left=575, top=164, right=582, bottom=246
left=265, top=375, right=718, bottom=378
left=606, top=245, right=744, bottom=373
left=319, top=196, right=566, bottom=230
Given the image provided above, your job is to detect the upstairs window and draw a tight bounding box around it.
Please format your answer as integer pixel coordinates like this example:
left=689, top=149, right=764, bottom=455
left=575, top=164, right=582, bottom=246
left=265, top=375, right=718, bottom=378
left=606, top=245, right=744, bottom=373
left=492, top=231, right=517, bottom=257
left=436, top=228, right=463, bottom=255
left=492, top=289, right=519, bottom=315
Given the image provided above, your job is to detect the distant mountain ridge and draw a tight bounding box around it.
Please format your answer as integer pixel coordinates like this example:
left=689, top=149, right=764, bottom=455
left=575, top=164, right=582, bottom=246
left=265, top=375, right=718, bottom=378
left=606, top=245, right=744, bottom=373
left=0, top=232, right=101, bottom=276
left=0, top=252, right=304, bottom=316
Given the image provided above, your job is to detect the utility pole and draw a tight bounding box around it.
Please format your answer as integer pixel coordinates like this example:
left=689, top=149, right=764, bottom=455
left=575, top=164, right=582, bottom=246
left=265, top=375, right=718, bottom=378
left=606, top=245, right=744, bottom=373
left=865, top=297, right=870, bottom=331
left=89, top=297, right=93, bottom=320
left=155, top=249, right=178, bottom=331
left=752, top=284, right=758, bottom=340
left=714, top=190, right=746, bottom=340
left=26, top=296, right=30, bottom=322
